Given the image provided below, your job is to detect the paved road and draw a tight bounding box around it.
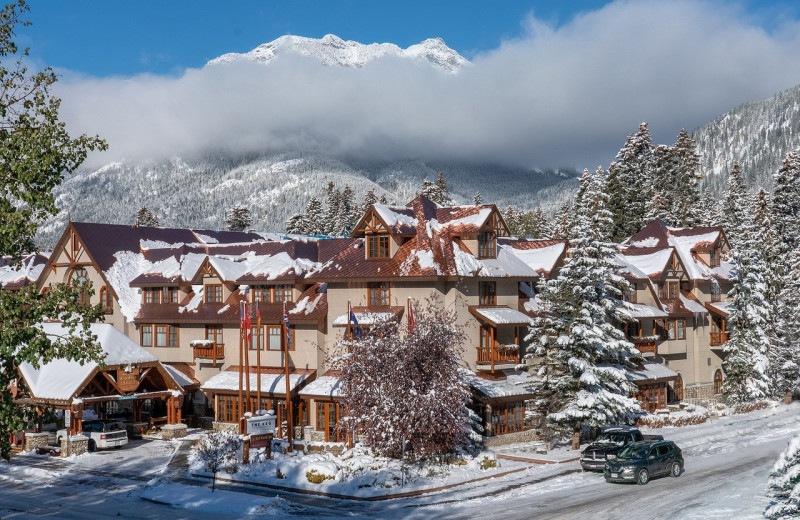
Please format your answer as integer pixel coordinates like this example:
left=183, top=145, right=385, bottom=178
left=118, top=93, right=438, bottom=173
left=1, top=406, right=796, bottom=519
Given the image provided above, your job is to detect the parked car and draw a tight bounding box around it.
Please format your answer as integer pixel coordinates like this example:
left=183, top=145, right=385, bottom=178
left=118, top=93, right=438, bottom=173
left=57, top=420, right=128, bottom=452
left=580, top=426, right=663, bottom=471
left=604, top=440, right=684, bottom=485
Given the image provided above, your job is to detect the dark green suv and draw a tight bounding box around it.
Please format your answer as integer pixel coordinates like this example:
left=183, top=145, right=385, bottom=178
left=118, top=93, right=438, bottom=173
left=604, top=440, right=683, bottom=485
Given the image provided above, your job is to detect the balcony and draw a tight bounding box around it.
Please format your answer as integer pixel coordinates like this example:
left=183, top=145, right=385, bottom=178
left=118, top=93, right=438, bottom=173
left=630, top=335, right=659, bottom=356
left=476, top=344, right=519, bottom=366
left=710, top=332, right=728, bottom=347
left=192, top=342, right=225, bottom=366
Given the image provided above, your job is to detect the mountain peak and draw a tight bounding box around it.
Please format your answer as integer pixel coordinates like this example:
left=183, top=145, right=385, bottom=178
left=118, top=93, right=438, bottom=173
left=207, top=34, right=468, bottom=72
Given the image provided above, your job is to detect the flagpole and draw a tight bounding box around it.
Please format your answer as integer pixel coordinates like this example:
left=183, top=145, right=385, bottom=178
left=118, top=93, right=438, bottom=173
left=283, top=301, right=293, bottom=452
left=347, top=300, right=352, bottom=340
left=256, top=305, right=262, bottom=412
left=244, top=301, right=251, bottom=414
left=238, top=301, right=244, bottom=433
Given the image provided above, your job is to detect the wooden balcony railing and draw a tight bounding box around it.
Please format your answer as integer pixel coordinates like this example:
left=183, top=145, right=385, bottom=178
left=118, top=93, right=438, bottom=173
left=192, top=342, right=225, bottom=366
left=709, top=332, right=728, bottom=346
left=477, top=344, right=519, bottom=365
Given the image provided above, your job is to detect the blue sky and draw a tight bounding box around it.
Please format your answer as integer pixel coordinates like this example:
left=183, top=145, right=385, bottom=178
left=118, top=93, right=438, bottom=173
left=16, top=0, right=800, bottom=170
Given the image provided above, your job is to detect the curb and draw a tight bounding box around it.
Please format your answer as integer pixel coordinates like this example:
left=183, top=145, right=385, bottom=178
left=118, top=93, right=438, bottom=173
left=190, top=465, right=530, bottom=501
left=495, top=453, right=580, bottom=465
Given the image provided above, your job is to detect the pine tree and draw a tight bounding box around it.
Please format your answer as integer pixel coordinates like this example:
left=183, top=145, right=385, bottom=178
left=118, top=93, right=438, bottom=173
left=764, top=435, right=800, bottom=519
left=606, top=123, right=655, bottom=242
left=136, top=206, right=160, bottom=227
left=332, top=184, right=356, bottom=236
left=721, top=164, right=751, bottom=249
left=360, top=188, right=379, bottom=213
left=722, top=192, right=771, bottom=404
left=420, top=179, right=441, bottom=204
left=225, top=204, right=253, bottom=232
left=504, top=206, right=521, bottom=236
left=303, top=197, right=325, bottom=235
left=528, top=207, right=550, bottom=239
left=552, top=200, right=574, bottom=239
left=323, top=182, right=342, bottom=235
left=528, top=168, right=642, bottom=436
left=670, top=129, right=703, bottom=226
left=379, top=194, right=388, bottom=204
left=772, top=151, right=800, bottom=259
left=435, top=170, right=453, bottom=206
left=773, top=251, right=800, bottom=399
left=648, top=145, right=676, bottom=224
left=285, top=212, right=306, bottom=234
left=699, top=188, right=722, bottom=227
left=473, top=192, right=482, bottom=205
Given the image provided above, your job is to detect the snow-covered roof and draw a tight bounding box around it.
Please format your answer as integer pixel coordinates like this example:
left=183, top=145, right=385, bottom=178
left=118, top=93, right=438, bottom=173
left=18, top=323, right=163, bottom=402
left=201, top=371, right=309, bottom=395
left=471, top=306, right=534, bottom=326
left=620, top=301, right=668, bottom=319
left=626, top=361, right=679, bottom=383
left=707, top=301, right=732, bottom=317
left=506, top=242, right=566, bottom=276
left=680, top=293, right=708, bottom=314
left=0, top=254, right=48, bottom=289
left=163, top=364, right=197, bottom=388
left=332, top=311, right=397, bottom=327
left=619, top=249, right=673, bottom=277
left=298, top=376, right=342, bottom=398
left=461, top=369, right=537, bottom=399
left=454, top=244, right=538, bottom=278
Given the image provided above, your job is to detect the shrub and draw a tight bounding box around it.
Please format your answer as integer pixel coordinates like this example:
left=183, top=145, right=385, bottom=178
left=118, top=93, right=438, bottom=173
left=733, top=400, right=772, bottom=414
left=479, top=456, right=497, bottom=470
left=306, top=469, right=335, bottom=484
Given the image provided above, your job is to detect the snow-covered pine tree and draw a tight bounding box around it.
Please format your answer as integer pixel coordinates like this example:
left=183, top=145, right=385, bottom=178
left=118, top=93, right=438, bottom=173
left=606, top=123, right=655, bottom=242
left=528, top=207, right=550, bottom=239
left=360, top=188, right=379, bottom=214
left=721, top=163, right=751, bottom=249
left=225, top=204, right=253, bottom=232
left=773, top=250, right=800, bottom=399
left=504, top=206, right=522, bottom=236
left=420, top=179, right=439, bottom=203
left=647, top=145, right=676, bottom=224
left=722, top=188, right=772, bottom=404
left=699, top=188, right=722, bottom=227
left=323, top=182, right=342, bottom=235
left=331, top=184, right=356, bottom=236
left=332, top=296, right=469, bottom=460
left=285, top=212, right=306, bottom=235
left=136, top=206, right=160, bottom=227
left=528, top=168, right=642, bottom=438
left=473, top=192, right=482, bottom=206
left=552, top=200, right=573, bottom=239
left=435, top=171, right=453, bottom=206
left=764, top=435, right=800, bottom=519
left=303, top=196, right=325, bottom=235
left=670, top=129, right=703, bottom=226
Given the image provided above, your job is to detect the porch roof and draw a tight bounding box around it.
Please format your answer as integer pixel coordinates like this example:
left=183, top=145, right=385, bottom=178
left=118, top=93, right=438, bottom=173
left=469, top=306, right=534, bottom=327
left=299, top=376, right=342, bottom=399
left=461, top=369, right=537, bottom=401
left=705, top=301, right=731, bottom=317
left=200, top=369, right=312, bottom=396
left=621, top=302, right=668, bottom=319
left=331, top=306, right=404, bottom=327
left=626, top=361, right=679, bottom=385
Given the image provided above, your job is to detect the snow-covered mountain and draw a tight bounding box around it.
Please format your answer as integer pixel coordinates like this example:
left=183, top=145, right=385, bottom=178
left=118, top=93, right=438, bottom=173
left=37, top=152, right=576, bottom=248
left=207, top=34, right=468, bottom=72
left=692, top=83, right=800, bottom=195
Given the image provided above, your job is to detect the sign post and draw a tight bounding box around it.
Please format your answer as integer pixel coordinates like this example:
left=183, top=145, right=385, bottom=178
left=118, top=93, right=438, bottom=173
left=64, top=409, right=72, bottom=456
left=247, top=410, right=276, bottom=459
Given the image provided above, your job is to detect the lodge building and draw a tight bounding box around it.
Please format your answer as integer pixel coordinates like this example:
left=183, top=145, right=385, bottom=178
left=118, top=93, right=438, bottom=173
left=3, top=194, right=734, bottom=445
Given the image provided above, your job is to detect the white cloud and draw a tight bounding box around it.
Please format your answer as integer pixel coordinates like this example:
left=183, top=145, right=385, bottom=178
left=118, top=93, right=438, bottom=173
left=55, top=0, right=800, bottom=170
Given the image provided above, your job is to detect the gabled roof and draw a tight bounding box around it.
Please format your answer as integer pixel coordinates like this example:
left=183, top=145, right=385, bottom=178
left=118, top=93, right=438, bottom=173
left=0, top=253, right=48, bottom=289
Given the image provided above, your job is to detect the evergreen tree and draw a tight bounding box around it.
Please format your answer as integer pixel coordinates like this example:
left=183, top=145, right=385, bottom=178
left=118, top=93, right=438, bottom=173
left=670, top=129, right=703, bottom=226
left=420, top=179, right=441, bottom=204
left=360, top=188, right=379, bottom=213
left=606, top=123, right=655, bottom=242
left=722, top=191, right=771, bottom=404
left=773, top=250, right=800, bottom=399
left=304, top=197, right=325, bottom=235
left=225, top=204, right=253, bottom=232
left=435, top=170, right=453, bottom=206
left=721, top=164, right=751, bottom=249
left=528, top=207, right=550, bottom=239
left=528, top=168, right=642, bottom=436
left=699, top=188, right=722, bottom=227
left=136, top=206, right=160, bottom=227
left=332, top=184, right=356, bottom=236
left=772, top=151, right=800, bottom=259
left=504, top=206, right=522, bottom=236
left=379, top=194, right=388, bottom=204
left=764, top=435, right=800, bottom=519
left=0, top=1, right=106, bottom=460
left=552, top=200, right=574, bottom=239
left=285, top=212, right=306, bottom=235
left=323, top=181, right=342, bottom=235
left=473, top=192, right=482, bottom=206
left=647, top=145, right=676, bottom=224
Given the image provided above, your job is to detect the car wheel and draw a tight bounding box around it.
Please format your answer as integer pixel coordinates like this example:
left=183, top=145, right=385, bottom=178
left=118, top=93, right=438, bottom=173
left=88, top=440, right=96, bottom=452
left=670, top=462, right=681, bottom=477
left=637, top=468, right=649, bottom=485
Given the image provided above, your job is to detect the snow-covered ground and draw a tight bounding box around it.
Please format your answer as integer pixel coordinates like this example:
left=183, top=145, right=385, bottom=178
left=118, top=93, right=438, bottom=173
left=1, top=403, right=797, bottom=519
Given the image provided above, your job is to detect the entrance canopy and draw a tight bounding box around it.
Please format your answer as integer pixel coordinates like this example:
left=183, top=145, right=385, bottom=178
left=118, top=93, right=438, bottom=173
left=469, top=306, right=534, bottom=327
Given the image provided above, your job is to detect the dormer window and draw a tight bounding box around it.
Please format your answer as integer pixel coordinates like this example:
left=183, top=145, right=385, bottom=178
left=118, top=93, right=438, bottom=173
left=252, top=284, right=292, bottom=303
left=478, top=232, right=496, bottom=259
left=205, top=284, right=223, bottom=303
left=143, top=287, right=179, bottom=304
left=710, top=247, right=721, bottom=267
left=367, top=234, right=390, bottom=259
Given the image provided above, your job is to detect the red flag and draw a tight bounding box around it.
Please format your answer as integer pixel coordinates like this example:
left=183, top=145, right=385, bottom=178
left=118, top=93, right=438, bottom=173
left=244, top=302, right=251, bottom=342
left=408, top=298, right=415, bottom=334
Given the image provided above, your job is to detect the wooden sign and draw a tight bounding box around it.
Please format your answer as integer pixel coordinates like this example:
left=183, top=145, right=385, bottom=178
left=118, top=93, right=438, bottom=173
left=250, top=433, right=273, bottom=449
left=117, top=367, right=141, bottom=393
left=246, top=413, right=276, bottom=435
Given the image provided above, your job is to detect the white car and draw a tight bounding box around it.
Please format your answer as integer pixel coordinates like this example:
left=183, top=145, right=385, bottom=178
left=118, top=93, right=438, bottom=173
left=57, top=420, right=128, bottom=451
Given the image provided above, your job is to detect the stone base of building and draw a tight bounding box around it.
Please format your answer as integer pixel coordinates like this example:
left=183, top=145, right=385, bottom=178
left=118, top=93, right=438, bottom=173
left=161, top=423, right=188, bottom=440
left=212, top=421, right=240, bottom=434
left=199, top=416, right=215, bottom=430
left=24, top=432, right=50, bottom=453
left=125, top=422, right=149, bottom=438
left=685, top=383, right=716, bottom=400
left=484, top=428, right=540, bottom=447
left=61, top=435, right=89, bottom=457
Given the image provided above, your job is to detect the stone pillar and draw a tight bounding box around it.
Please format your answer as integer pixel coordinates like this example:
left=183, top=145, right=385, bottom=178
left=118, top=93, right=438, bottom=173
left=24, top=432, right=50, bottom=452
left=61, top=435, right=89, bottom=457
left=160, top=423, right=188, bottom=440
